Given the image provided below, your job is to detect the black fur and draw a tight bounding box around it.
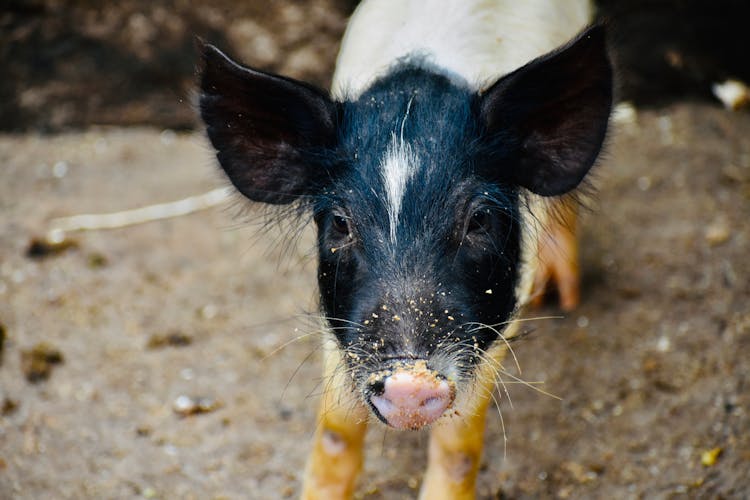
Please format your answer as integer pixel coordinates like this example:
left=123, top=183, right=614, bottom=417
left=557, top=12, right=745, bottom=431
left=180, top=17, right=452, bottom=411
left=199, top=44, right=340, bottom=204
left=314, top=65, right=521, bottom=374
left=479, top=25, right=613, bottom=195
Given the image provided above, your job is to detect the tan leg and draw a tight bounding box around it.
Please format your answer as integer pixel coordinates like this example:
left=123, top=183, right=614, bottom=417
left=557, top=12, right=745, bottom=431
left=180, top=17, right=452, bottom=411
left=531, top=197, right=580, bottom=311
left=419, top=357, right=499, bottom=500
left=302, top=343, right=368, bottom=500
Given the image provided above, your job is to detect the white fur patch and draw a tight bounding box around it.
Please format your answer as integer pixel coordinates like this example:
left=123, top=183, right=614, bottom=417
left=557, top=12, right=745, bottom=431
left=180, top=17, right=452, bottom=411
left=381, top=134, right=418, bottom=243
left=332, top=0, right=591, bottom=98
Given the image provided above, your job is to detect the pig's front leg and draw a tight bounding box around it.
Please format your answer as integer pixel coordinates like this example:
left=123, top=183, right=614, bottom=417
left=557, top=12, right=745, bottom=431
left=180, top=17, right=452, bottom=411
left=531, top=197, right=580, bottom=311
left=302, top=343, right=368, bottom=500
left=419, top=365, right=495, bottom=500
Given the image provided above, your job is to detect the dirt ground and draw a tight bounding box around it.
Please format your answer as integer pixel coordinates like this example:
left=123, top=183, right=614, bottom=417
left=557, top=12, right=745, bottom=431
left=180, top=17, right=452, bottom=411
left=1, top=97, right=749, bottom=499
left=3, top=1, right=750, bottom=498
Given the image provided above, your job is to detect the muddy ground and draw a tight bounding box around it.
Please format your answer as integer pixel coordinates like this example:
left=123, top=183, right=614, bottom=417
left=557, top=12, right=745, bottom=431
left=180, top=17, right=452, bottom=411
left=1, top=103, right=749, bottom=499
left=2, top=2, right=750, bottom=498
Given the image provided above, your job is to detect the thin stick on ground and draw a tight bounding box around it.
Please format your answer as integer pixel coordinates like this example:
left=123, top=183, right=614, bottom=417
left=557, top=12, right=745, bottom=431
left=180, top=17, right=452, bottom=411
left=45, top=187, right=230, bottom=241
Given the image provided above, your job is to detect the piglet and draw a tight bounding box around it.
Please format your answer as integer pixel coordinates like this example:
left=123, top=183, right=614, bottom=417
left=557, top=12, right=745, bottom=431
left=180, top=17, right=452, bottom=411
left=199, top=1, right=612, bottom=498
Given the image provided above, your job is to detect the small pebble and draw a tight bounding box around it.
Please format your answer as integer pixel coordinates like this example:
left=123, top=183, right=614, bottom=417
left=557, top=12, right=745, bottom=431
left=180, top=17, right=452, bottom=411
left=722, top=164, right=748, bottom=184
left=173, top=395, right=222, bottom=417
left=2, top=398, right=19, bottom=416
left=21, top=342, right=64, bottom=383
left=199, top=304, right=218, bottom=320
left=87, top=253, right=108, bottom=268
left=705, top=218, right=731, bottom=246
left=701, top=447, right=722, bottom=467
left=562, top=461, right=598, bottom=484
left=637, top=176, right=652, bottom=191
left=52, top=161, right=69, bottom=178
left=656, top=336, right=671, bottom=352
left=147, top=332, right=192, bottom=349
left=712, top=79, right=750, bottom=110
left=135, top=426, right=152, bottom=437
left=25, top=235, right=79, bottom=259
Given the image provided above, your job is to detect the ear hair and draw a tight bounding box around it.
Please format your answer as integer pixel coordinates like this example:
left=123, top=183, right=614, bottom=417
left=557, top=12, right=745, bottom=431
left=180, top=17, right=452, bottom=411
left=199, top=43, right=340, bottom=204
left=479, top=24, right=613, bottom=196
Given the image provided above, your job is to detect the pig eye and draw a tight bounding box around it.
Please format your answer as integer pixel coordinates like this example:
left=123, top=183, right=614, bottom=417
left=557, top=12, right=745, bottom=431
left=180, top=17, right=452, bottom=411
left=467, top=208, right=492, bottom=234
left=331, top=212, right=351, bottom=236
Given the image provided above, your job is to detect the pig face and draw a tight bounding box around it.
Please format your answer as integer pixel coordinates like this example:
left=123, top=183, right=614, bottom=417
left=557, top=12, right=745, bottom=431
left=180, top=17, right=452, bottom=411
left=312, top=67, right=523, bottom=422
left=199, top=26, right=612, bottom=428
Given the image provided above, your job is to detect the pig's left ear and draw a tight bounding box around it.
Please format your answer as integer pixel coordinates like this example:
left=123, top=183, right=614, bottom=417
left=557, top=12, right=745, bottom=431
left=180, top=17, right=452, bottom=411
left=199, top=44, right=339, bottom=204
left=479, top=25, right=613, bottom=196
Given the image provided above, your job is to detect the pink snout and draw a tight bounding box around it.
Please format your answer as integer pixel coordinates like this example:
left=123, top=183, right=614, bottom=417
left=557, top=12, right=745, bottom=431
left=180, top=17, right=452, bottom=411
left=370, top=369, right=454, bottom=430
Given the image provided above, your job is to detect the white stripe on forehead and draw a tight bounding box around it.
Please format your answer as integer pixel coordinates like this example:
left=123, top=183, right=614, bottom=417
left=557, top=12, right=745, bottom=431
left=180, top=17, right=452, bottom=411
left=381, top=133, right=418, bottom=243
left=381, top=96, right=418, bottom=243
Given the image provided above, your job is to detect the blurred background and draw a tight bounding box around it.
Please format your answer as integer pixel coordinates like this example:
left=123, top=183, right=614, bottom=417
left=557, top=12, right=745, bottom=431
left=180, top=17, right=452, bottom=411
left=1, top=1, right=749, bottom=499
left=2, top=0, right=750, bottom=132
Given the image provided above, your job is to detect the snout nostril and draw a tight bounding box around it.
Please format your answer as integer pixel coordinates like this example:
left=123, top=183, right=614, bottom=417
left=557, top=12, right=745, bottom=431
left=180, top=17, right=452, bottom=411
left=369, top=379, right=385, bottom=396
left=420, top=396, right=443, bottom=409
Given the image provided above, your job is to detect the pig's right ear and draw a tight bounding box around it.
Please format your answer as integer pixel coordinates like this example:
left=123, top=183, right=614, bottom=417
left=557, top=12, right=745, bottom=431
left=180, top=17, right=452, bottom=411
left=479, top=25, right=612, bottom=197
left=199, top=44, right=339, bottom=204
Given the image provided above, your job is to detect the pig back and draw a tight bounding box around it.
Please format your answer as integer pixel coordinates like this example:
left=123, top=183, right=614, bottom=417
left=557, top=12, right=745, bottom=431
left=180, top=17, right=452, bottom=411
left=332, top=0, right=592, bottom=98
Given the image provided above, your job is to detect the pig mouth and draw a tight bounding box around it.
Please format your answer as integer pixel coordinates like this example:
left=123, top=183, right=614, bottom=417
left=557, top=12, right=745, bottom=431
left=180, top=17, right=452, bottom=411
left=363, top=359, right=457, bottom=430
